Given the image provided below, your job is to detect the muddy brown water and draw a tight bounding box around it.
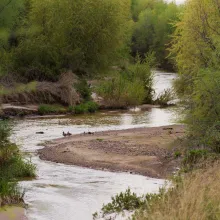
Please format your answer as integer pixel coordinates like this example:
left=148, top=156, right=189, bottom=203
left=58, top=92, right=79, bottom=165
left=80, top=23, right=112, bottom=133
left=10, top=70, right=178, bottom=220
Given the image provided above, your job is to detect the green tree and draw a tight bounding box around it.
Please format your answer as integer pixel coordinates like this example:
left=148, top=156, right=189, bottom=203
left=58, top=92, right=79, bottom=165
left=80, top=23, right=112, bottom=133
left=171, top=0, right=220, bottom=151
left=131, top=0, right=181, bottom=70
left=0, top=0, right=25, bottom=47
left=170, top=0, right=220, bottom=96
left=5, top=0, right=132, bottom=81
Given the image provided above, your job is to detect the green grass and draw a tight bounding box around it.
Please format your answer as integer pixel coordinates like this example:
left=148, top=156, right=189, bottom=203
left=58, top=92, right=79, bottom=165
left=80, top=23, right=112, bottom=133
left=38, top=104, right=67, bottom=115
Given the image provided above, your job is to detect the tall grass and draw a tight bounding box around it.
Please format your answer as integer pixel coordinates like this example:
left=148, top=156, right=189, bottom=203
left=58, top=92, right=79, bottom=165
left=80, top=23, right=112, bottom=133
left=133, top=163, right=220, bottom=220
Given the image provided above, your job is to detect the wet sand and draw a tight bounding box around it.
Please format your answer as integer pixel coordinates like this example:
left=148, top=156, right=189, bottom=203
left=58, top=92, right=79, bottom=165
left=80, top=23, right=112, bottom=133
left=39, top=125, right=185, bottom=178
left=0, top=206, right=27, bottom=220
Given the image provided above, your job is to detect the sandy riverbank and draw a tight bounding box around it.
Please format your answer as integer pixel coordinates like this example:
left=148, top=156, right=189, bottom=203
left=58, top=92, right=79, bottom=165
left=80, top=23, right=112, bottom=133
left=0, top=206, right=27, bottom=220
left=39, top=125, right=185, bottom=178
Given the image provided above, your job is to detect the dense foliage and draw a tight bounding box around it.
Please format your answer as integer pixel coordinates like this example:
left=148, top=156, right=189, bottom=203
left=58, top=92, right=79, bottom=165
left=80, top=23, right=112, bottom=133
left=171, top=0, right=220, bottom=151
left=171, top=0, right=220, bottom=96
left=131, top=0, right=181, bottom=69
left=0, top=0, right=182, bottom=82
left=0, top=0, right=131, bottom=81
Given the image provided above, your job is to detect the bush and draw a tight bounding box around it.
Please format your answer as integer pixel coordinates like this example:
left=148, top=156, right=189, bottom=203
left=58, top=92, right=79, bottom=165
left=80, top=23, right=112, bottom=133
left=154, top=89, right=175, bottom=106
left=96, top=54, right=154, bottom=108
left=93, top=188, right=147, bottom=219
left=183, top=149, right=208, bottom=166
left=97, top=75, right=146, bottom=108
left=69, top=101, right=99, bottom=114
left=184, top=69, right=220, bottom=152
left=7, top=156, right=36, bottom=178
left=0, top=121, right=36, bottom=207
left=38, top=104, right=67, bottom=115
left=75, top=79, right=91, bottom=102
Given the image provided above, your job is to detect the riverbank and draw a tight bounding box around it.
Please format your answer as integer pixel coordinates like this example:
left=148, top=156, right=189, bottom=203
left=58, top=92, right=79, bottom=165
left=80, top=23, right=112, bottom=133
left=0, top=206, right=27, bottom=220
left=0, top=103, right=171, bottom=119
left=39, top=125, right=185, bottom=178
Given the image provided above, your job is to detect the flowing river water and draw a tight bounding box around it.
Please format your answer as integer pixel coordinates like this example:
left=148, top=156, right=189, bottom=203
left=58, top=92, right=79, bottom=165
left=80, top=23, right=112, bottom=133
left=10, top=70, right=177, bottom=220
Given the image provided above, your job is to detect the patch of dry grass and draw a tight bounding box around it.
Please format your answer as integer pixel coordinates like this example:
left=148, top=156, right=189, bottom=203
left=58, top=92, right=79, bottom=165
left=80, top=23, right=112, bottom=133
left=0, top=81, right=37, bottom=96
left=0, top=72, right=80, bottom=105
left=134, top=162, right=220, bottom=220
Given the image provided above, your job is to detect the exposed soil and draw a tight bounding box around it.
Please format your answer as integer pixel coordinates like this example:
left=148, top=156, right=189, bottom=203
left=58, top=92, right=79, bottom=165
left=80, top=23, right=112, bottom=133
left=39, top=125, right=185, bottom=178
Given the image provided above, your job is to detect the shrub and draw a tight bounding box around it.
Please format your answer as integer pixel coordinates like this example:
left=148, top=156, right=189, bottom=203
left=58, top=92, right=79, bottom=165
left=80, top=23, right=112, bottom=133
left=38, top=104, right=67, bottom=115
left=69, top=101, right=99, bottom=114
left=183, top=149, right=208, bottom=166
left=86, top=101, right=99, bottom=113
left=96, top=75, right=146, bottom=108
left=96, top=54, right=155, bottom=107
left=73, top=104, right=87, bottom=114
left=154, top=89, right=175, bottom=106
left=184, top=69, right=220, bottom=152
left=7, top=156, right=36, bottom=178
left=93, top=188, right=147, bottom=219
left=0, top=121, right=36, bottom=207
left=75, top=79, right=91, bottom=102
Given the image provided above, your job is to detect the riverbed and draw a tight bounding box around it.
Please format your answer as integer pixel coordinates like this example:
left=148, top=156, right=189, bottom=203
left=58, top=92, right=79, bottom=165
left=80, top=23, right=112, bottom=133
left=10, top=70, right=177, bottom=220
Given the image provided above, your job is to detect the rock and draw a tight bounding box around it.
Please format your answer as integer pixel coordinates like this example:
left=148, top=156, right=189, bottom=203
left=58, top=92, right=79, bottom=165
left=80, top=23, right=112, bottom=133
left=36, top=132, right=44, bottom=134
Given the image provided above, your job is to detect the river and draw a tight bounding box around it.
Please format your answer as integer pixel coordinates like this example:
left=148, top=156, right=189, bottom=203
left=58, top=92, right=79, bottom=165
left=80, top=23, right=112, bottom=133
left=10, top=70, right=177, bottom=220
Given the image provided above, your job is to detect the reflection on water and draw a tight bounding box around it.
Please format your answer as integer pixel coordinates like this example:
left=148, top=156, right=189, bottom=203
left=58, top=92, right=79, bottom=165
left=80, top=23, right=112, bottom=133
left=10, top=70, right=177, bottom=220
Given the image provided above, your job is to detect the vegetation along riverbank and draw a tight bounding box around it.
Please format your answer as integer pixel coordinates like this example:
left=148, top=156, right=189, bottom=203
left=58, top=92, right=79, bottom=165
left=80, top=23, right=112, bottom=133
left=0, top=120, right=36, bottom=218
left=0, top=0, right=179, bottom=118
left=1, top=0, right=220, bottom=219
left=94, top=0, right=220, bottom=219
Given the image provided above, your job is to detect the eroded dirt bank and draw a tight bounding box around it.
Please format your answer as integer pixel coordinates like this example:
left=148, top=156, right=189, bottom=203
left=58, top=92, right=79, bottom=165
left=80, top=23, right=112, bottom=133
left=38, top=125, right=185, bottom=178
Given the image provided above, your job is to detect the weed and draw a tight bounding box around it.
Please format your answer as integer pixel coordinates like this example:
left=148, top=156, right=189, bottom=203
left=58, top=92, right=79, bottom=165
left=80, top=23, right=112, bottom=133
left=96, top=138, right=103, bottom=142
